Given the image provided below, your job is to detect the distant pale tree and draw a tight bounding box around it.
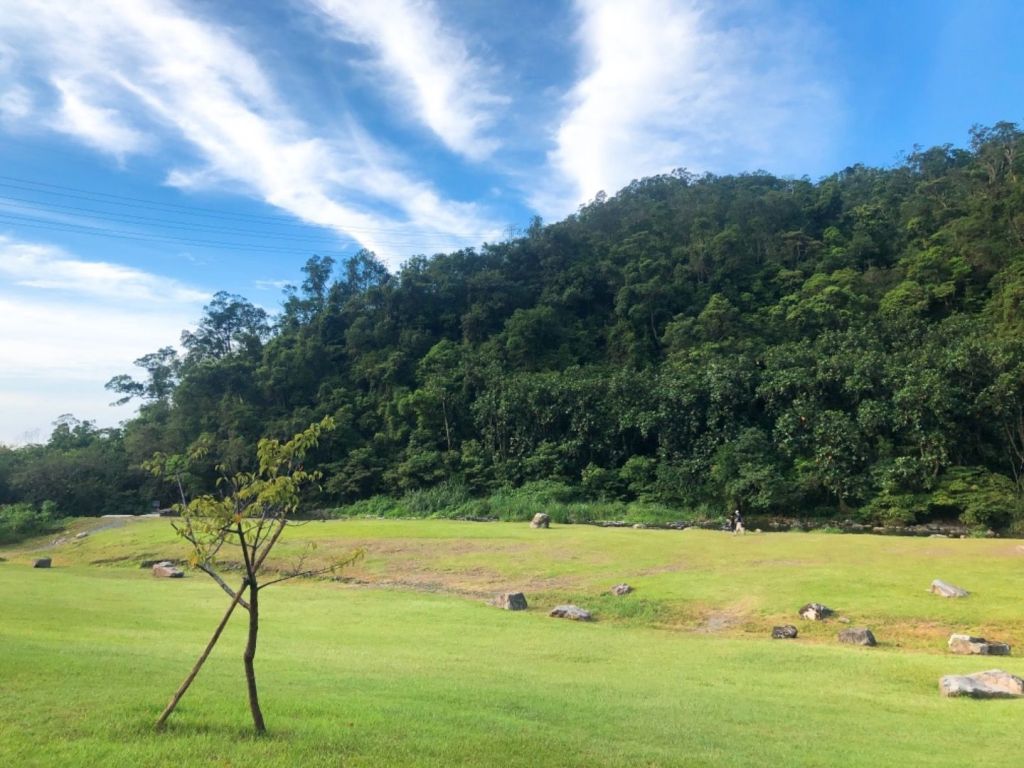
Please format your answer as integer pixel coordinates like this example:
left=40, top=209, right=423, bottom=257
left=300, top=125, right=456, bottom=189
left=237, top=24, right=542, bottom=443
left=146, top=417, right=361, bottom=733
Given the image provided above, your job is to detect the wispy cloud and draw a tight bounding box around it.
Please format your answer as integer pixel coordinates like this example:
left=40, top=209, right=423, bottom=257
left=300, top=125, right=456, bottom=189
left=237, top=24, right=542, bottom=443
left=253, top=278, right=292, bottom=292
left=535, top=0, right=838, bottom=216
left=49, top=76, right=152, bottom=158
left=0, top=0, right=502, bottom=266
left=0, top=235, right=206, bottom=444
left=0, top=235, right=209, bottom=304
left=308, top=0, right=506, bottom=161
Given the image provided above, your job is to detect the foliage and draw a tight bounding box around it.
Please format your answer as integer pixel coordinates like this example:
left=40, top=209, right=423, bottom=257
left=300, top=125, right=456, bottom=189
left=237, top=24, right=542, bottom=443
left=7, top=123, right=1024, bottom=529
left=0, top=501, right=60, bottom=545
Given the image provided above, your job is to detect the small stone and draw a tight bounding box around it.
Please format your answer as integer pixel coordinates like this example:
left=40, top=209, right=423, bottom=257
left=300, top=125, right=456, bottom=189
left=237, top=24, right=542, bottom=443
left=549, top=604, right=592, bottom=621
left=931, top=579, right=969, bottom=598
left=610, top=583, right=632, bottom=596
left=152, top=561, right=184, bottom=578
left=772, top=625, right=798, bottom=639
left=940, top=669, right=1024, bottom=698
left=948, top=634, right=1011, bottom=656
left=799, top=602, right=834, bottom=621
left=489, top=592, right=528, bottom=610
left=838, top=627, right=876, bottom=646
left=32, top=558, right=52, bottom=568
left=837, top=616, right=851, bottom=624
left=74, top=532, right=89, bottom=539
left=530, top=513, right=551, bottom=529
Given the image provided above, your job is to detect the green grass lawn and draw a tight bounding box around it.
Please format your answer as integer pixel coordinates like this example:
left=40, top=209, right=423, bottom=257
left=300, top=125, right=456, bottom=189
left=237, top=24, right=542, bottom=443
left=1, top=518, right=1023, bottom=767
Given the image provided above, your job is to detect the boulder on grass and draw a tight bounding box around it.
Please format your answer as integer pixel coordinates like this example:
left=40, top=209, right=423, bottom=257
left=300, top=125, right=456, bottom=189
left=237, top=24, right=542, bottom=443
left=489, top=592, right=528, bottom=611
left=610, top=583, right=633, bottom=596
left=940, top=669, right=1024, bottom=698
left=530, top=513, right=551, bottom=529
left=549, top=604, right=592, bottom=621
left=799, top=603, right=834, bottom=621
left=772, top=625, right=798, bottom=639
left=152, top=561, right=184, bottom=578
left=948, top=634, right=1011, bottom=656
left=32, top=558, right=52, bottom=569
left=931, top=579, right=969, bottom=598
left=838, top=627, right=877, bottom=646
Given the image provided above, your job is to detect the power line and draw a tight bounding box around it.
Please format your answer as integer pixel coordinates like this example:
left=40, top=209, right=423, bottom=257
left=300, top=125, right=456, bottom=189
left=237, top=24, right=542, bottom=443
left=0, top=174, right=482, bottom=238
left=0, top=209, right=476, bottom=254
left=0, top=194, right=467, bottom=245
left=0, top=211, right=353, bottom=255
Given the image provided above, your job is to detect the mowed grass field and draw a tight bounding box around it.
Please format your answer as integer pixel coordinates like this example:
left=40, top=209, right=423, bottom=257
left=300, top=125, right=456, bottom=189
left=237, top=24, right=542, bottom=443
left=2, top=518, right=1023, bottom=767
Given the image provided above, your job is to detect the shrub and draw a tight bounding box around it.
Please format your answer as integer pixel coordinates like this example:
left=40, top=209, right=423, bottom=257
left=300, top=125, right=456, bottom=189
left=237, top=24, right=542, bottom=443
left=0, top=501, right=60, bottom=544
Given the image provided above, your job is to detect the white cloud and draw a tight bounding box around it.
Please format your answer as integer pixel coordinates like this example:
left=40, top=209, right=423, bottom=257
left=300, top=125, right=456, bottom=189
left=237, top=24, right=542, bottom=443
left=0, top=235, right=208, bottom=304
left=253, top=279, right=293, bottom=291
left=0, top=0, right=501, bottom=267
left=49, top=76, right=151, bottom=157
left=0, top=83, right=32, bottom=123
left=308, top=0, right=505, bottom=161
left=536, top=0, right=838, bottom=217
left=0, top=235, right=206, bottom=445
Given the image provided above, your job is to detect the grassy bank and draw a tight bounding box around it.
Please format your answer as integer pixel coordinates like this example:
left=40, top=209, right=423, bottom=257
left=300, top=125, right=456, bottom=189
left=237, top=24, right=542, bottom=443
left=1, top=518, right=1023, bottom=766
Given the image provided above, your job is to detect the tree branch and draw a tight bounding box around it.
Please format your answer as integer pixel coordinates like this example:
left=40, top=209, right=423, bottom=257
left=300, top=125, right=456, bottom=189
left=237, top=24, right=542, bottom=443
left=197, top=563, right=251, bottom=610
left=256, top=549, right=364, bottom=590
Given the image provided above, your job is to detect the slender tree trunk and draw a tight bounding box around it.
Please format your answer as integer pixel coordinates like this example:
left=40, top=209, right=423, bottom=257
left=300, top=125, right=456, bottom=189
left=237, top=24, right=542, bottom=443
left=243, top=581, right=266, bottom=733
left=155, top=584, right=245, bottom=729
left=441, top=398, right=452, bottom=451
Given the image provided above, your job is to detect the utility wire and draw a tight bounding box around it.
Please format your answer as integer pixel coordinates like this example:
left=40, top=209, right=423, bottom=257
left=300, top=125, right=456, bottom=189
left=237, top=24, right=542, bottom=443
left=0, top=211, right=354, bottom=255
left=0, top=174, right=481, bottom=238
left=0, top=210, right=472, bottom=253
left=0, top=195, right=466, bottom=245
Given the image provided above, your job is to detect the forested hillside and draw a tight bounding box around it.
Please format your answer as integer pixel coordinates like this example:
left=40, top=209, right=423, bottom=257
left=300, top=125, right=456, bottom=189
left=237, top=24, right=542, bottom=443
left=3, top=123, right=1024, bottom=529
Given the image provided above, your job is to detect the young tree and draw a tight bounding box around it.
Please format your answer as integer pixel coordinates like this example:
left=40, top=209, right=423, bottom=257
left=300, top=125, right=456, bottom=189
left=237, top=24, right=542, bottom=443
left=147, top=417, right=361, bottom=733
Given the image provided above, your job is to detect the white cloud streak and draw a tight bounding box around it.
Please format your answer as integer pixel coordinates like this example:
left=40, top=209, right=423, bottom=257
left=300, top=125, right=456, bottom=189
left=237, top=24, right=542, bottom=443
left=0, top=235, right=208, bottom=304
left=537, top=0, right=838, bottom=216
left=50, top=76, right=152, bottom=157
left=0, top=235, right=206, bottom=445
left=308, top=0, right=505, bottom=161
left=0, top=0, right=501, bottom=267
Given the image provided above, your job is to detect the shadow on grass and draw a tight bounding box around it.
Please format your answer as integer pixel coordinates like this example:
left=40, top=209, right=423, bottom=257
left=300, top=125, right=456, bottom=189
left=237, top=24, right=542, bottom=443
left=118, top=714, right=295, bottom=742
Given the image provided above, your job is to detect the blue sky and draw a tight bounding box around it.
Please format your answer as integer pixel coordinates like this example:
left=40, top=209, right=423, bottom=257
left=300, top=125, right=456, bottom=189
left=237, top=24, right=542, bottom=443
left=0, top=0, right=1021, bottom=444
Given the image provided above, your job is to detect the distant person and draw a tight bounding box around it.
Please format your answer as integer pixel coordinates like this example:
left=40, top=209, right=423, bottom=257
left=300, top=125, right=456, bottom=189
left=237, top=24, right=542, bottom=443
left=730, top=508, right=745, bottom=535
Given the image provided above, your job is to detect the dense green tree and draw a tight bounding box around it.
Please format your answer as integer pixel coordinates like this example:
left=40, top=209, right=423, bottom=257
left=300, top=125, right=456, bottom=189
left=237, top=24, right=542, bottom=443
left=7, top=123, right=1024, bottom=529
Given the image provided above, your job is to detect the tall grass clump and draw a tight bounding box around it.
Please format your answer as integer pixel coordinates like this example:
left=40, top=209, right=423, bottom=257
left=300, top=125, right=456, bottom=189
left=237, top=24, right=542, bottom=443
left=328, top=480, right=707, bottom=525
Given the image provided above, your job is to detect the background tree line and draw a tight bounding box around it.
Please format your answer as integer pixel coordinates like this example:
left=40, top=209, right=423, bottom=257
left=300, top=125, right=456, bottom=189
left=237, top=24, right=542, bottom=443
left=3, top=123, right=1024, bottom=530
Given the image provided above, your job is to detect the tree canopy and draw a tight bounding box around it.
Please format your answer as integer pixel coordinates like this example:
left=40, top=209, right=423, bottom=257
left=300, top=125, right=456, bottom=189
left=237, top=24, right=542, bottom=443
left=5, top=124, right=1024, bottom=529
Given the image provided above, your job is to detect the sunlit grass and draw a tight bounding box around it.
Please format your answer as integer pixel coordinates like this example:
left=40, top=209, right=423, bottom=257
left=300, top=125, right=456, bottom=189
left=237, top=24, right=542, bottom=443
left=1, top=519, right=1022, bottom=766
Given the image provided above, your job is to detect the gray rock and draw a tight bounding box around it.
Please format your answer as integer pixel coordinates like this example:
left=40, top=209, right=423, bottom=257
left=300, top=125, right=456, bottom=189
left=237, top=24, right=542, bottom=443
left=940, top=669, right=1024, bottom=698
left=549, top=604, right=592, bottom=621
left=799, top=602, right=834, bottom=621
left=772, top=625, right=798, bottom=639
left=74, top=532, right=89, bottom=539
left=838, top=627, right=877, bottom=646
left=948, top=634, right=1011, bottom=656
left=931, top=579, right=969, bottom=598
left=152, top=561, right=184, bottom=578
left=489, top=592, right=528, bottom=611
left=530, top=513, right=551, bottom=529
left=610, top=583, right=632, bottom=596
left=32, top=557, right=52, bottom=568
